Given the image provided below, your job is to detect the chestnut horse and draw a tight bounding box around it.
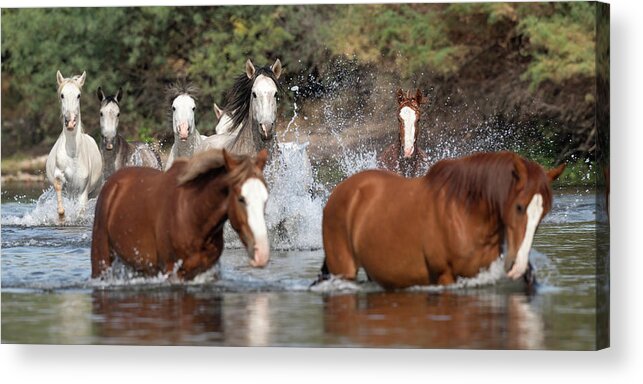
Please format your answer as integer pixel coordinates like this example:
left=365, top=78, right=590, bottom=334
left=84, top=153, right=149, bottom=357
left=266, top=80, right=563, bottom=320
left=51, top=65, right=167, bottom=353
left=318, top=151, right=565, bottom=289
left=378, top=89, right=428, bottom=177
left=91, top=149, right=270, bottom=280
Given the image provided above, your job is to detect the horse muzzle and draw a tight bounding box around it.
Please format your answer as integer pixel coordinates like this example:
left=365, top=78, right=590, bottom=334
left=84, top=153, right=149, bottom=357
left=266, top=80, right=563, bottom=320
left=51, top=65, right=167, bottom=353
left=259, top=123, right=274, bottom=141
left=248, top=236, right=270, bottom=268
left=178, top=122, right=190, bottom=141
left=65, top=114, right=77, bottom=131
left=402, top=146, right=415, bottom=158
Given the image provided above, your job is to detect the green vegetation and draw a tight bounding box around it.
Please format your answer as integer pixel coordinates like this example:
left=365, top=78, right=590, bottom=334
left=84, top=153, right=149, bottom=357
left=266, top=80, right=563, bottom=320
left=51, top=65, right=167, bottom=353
left=2, top=3, right=604, bottom=184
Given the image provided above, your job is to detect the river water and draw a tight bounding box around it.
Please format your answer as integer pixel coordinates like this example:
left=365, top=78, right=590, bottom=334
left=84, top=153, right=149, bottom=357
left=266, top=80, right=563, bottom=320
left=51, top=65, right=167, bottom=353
left=1, top=176, right=605, bottom=349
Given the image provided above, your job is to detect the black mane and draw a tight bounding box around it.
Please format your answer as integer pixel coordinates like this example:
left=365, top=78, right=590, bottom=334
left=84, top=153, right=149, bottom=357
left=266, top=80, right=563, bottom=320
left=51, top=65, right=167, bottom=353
left=223, top=65, right=282, bottom=131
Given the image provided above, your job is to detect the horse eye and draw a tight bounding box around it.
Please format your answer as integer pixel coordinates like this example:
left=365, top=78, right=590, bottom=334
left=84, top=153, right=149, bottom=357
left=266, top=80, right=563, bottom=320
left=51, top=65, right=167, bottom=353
left=117, top=113, right=120, bottom=117
left=172, top=107, right=176, bottom=111
left=516, top=204, right=524, bottom=213
left=100, top=112, right=103, bottom=117
left=77, top=94, right=80, bottom=99
left=192, top=107, right=195, bottom=111
left=252, top=92, right=257, bottom=99
left=238, top=196, right=246, bottom=205
left=60, top=94, right=64, bottom=99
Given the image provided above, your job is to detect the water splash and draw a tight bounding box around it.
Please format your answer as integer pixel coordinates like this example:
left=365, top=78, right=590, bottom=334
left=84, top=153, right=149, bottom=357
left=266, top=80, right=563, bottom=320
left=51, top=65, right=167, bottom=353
left=1, top=187, right=96, bottom=227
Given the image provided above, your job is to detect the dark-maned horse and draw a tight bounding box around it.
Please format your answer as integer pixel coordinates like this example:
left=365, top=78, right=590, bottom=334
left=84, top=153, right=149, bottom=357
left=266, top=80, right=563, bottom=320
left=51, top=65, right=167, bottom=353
left=91, top=149, right=270, bottom=280
left=378, top=89, right=429, bottom=177
left=317, top=151, right=565, bottom=289
left=218, top=59, right=282, bottom=158
left=97, top=87, right=162, bottom=180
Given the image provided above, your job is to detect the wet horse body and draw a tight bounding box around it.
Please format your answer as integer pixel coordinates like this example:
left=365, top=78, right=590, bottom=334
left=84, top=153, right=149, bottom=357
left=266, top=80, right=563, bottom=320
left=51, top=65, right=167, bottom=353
left=378, top=89, right=428, bottom=178
left=91, top=149, right=270, bottom=280
left=46, top=71, right=103, bottom=219
left=321, top=152, right=565, bottom=289
left=97, top=87, right=162, bottom=180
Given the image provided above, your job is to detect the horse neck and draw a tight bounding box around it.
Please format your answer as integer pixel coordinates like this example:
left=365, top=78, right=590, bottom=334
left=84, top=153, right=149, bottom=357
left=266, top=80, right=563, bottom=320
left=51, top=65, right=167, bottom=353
left=174, top=129, right=201, bottom=156
left=63, top=116, right=83, bottom=157
left=181, top=169, right=230, bottom=233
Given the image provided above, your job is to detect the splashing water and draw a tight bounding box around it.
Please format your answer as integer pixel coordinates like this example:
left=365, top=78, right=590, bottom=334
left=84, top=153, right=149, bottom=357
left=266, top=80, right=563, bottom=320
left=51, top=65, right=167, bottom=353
left=1, top=187, right=96, bottom=227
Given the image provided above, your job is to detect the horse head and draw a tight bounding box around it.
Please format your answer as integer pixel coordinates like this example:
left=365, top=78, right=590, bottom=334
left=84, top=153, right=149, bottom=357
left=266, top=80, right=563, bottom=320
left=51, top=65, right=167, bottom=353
left=396, top=88, right=427, bottom=158
left=223, top=149, right=270, bottom=267
left=97, top=87, right=122, bottom=150
left=57, top=70, right=86, bottom=132
left=246, top=59, right=282, bottom=141
left=503, top=156, right=565, bottom=279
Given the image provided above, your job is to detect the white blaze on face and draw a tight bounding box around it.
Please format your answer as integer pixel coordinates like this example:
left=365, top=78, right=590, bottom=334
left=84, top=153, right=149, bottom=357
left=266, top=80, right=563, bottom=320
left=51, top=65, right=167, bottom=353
left=172, top=94, right=196, bottom=140
left=399, top=106, right=417, bottom=157
left=100, top=102, right=120, bottom=140
left=240, top=178, right=269, bottom=267
left=60, top=83, right=82, bottom=130
left=507, top=193, right=544, bottom=280
left=251, top=74, right=277, bottom=136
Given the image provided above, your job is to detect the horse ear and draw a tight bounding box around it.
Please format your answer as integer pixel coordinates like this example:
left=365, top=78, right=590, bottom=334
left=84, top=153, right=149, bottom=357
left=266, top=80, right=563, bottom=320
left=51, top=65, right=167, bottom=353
left=223, top=149, right=239, bottom=171
left=255, top=149, right=269, bottom=171
left=271, top=59, right=282, bottom=79
left=78, top=71, right=86, bottom=87
left=115, top=87, right=123, bottom=103
left=213, top=103, right=223, bottom=120
left=547, top=163, right=566, bottom=182
left=246, top=59, right=256, bottom=79
left=415, top=89, right=428, bottom=104
left=396, top=89, right=405, bottom=104
left=97, top=87, right=105, bottom=102
left=56, top=70, right=64, bottom=86
left=512, top=156, right=528, bottom=191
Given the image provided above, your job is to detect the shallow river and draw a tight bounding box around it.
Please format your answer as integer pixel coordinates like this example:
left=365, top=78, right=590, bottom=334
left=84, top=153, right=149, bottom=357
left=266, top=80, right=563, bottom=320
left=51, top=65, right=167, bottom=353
left=1, top=181, right=605, bottom=349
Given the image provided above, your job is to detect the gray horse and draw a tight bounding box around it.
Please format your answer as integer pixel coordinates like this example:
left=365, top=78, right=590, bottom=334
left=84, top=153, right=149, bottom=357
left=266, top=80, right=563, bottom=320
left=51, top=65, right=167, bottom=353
left=97, top=87, right=162, bottom=180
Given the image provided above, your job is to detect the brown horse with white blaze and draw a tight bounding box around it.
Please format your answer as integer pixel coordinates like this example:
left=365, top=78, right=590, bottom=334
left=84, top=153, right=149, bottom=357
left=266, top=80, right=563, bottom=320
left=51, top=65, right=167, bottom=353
left=91, top=149, right=270, bottom=280
left=378, top=88, right=429, bottom=177
left=318, top=151, right=565, bottom=289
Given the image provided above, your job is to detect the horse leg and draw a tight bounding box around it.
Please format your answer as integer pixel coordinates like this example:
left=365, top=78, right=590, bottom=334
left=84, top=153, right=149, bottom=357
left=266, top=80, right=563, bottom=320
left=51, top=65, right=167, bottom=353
left=437, top=270, right=455, bottom=286
left=78, top=190, right=89, bottom=217
left=54, top=177, right=65, bottom=220
left=90, top=184, right=117, bottom=278
left=320, top=228, right=359, bottom=282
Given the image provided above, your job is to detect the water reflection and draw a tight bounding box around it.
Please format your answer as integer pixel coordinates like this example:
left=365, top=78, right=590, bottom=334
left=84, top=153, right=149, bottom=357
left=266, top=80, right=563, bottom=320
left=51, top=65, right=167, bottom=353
left=322, top=291, right=544, bottom=349
left=91, top=289, right=224, bottom=345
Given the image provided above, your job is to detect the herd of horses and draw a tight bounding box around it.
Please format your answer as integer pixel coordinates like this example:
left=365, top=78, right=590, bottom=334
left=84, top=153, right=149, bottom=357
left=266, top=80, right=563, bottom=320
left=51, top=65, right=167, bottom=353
left=45, top=58, right=564, bottom=290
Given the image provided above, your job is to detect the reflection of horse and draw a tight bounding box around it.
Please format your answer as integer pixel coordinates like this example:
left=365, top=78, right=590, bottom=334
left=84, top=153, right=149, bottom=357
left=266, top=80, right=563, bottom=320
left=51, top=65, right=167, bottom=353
left=202, top=59, right=282, bottom=158
left=318, top=151, right=565, bottom=289
left=378, top=89, right=428, bottom=177
left=322, top=292, right=544, bottom=349
left=91, top=149, right=270, bottom=280
left=91, top=290, right=223, bottom=345
left=96, top=87, right=161, bottom=179
left=164, top=82, right=203, bottom=170
left=46, top=71, right=103, bottom=220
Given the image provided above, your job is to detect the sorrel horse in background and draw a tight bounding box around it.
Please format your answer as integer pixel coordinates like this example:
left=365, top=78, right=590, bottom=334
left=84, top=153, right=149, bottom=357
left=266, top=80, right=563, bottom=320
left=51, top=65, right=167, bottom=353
left=91, top=149, right=270, bottom=280
left=46, top=70, right=103, bottom=220
left=203, top=59, right=282, bottom=158
left=378, top=89, right=428, bottom=177
left=164, top=82, right=204, bottom=170
left=318, top=151, right=565, bottom=289
left=97, top=87, right=162, bottom=179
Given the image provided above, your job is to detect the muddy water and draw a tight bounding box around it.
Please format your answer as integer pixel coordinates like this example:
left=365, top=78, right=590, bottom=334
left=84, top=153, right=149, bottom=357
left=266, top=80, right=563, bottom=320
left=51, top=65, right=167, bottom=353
left=1, top=182, right=604, bottom=349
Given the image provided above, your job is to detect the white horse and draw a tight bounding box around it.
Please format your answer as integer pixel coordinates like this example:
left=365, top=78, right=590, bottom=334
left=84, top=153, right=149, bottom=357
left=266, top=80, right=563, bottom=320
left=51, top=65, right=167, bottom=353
left=213, top=103, right=240, bottom=135
left=165, top=83, right=203, bottom=170
left=46, top=70, right=103, bottom=220
left=201, top=59, right=282, bottom=157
